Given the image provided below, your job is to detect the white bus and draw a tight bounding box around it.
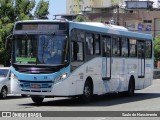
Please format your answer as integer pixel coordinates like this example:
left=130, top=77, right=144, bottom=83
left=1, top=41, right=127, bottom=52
left=9, top=20, right=153, bottom=103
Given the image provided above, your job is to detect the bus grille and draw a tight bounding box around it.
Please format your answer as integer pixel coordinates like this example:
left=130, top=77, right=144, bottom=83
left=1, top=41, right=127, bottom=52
left=19, top=81, right=53, bottom=92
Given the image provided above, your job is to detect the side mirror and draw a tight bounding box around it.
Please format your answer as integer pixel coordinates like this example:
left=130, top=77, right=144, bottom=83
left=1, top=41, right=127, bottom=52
left=5, top=34, right=13, bottom=49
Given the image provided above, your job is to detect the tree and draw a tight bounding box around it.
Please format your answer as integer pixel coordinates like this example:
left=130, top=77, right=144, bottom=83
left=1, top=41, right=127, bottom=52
left=0, top=0, right=49, bottom=66
left=76, top=14, right=89, bottom=22
left=154, top=36, right=160, bottom=68
left=34, top=0, right=49, bottom=19
left=0, top=0, right=15, bottom=66
left=14, top=0, right=36, bottom=20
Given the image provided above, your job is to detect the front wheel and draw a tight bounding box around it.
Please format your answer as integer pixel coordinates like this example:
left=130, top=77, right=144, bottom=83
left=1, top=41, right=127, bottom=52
left=31, top=96, right=44, bottom=103
left=81, top=80, right=93, bottom=102
left=0, top=87, right=7, bottom=99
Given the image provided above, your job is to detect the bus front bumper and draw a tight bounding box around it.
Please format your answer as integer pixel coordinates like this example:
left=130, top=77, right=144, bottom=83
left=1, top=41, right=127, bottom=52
left=11, top=78, right=75, bottom=97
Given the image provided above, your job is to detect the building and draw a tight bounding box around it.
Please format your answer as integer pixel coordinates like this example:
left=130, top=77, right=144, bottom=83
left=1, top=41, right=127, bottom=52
left=66, top=0, right=160, bottom=15
left=65, top=0, right=160, bottom=37
left=66, top=0, right=125, bottom=14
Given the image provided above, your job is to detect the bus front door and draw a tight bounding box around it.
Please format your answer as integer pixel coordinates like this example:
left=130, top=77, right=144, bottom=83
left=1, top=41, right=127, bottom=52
left=138, top=41, right=145, bottom=78
left=102, top=36, right=111, bottom=80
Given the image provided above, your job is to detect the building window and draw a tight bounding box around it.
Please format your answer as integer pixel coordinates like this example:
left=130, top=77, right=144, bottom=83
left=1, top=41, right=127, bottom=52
left=143, top=20, right=152, bottom=23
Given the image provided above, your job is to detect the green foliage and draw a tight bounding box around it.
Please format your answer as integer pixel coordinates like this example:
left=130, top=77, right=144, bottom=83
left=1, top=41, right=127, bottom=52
left=14, top=0, right=36, bottom=20
left=0, top=0, right=49, bottom=66
left=34, top=0, right=49, bottom=19
left=76, top=15, right=89, bottom=22
left=154, top=36, right=160, bottom=67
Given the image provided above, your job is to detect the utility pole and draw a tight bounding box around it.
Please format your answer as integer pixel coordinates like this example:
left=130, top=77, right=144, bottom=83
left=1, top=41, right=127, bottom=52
left=117, top=5, right=119, bottom=25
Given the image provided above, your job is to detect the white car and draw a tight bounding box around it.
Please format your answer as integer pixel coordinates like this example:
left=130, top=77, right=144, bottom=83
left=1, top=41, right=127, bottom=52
left=0, top=67, right=11, bottom=99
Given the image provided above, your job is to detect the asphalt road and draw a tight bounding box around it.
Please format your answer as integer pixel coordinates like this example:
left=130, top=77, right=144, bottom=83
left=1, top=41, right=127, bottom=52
left=0, top=79, right=160, bottom=120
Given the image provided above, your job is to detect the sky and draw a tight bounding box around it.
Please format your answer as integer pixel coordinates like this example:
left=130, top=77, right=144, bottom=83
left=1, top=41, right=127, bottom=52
left=35, top=0, right=66, bottom=19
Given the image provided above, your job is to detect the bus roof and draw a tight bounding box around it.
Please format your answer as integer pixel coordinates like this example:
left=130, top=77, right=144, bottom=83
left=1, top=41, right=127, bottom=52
left=14, top=20, right=153, bottom=40
left=69, top=21, right=153, bottom=40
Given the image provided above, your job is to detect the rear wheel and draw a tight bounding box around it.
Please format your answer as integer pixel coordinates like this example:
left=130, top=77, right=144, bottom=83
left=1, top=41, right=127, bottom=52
left=0, top=87, right=7, bottom=99
left=81, top=80, right=93, bottom=102
left=31, top=96, right=44, bottom=103
left=126, top=78, right=135, bottom=96
left=21, top=94, right=28, bottom=97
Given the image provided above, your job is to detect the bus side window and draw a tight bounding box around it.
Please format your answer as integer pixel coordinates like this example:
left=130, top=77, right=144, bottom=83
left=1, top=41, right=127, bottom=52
left=112, top=38, right=120, bottom=56
left=145, top=41, right=152, bottom=58
left=102, top=36, right=111, bottom=57
left=71, top=41, right=84, bottom=71
left=121, top=38, right=129, bottom=57
left=129, top=39, right=137, bottom=57
left=86, top=33, right=94, bottom=55
left=95, top=34, right=101, bottom=55
left=71, top=41, right=83, bottom=61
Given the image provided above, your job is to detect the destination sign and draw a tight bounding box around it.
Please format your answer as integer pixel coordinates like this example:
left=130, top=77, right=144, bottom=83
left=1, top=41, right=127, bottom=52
left=15, top=23, right=66, bottom=31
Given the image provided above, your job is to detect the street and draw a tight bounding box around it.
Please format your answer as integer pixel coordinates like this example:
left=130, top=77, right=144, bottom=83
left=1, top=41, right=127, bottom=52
left=0, top=79, right=160, bottom=120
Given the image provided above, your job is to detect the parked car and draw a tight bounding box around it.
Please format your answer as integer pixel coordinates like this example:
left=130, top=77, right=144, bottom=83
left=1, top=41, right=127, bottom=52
left=0, top=67, right=11, bottom=99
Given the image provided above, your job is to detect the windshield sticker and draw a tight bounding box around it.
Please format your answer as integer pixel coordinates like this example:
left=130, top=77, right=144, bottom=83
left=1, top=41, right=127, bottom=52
left=16, top=57, right=36, bottom=62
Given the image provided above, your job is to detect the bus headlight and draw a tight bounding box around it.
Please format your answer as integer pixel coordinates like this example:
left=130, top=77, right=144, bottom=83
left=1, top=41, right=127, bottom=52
left=11, top=73, right=18, bottom=80
left=55, top=73, right=67, bottom=83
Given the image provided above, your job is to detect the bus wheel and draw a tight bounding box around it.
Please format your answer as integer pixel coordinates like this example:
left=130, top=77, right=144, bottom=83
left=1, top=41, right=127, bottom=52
left=0, top=87, right=7, bottom=99
left=81, top=80, right=93, bottom=102
left=126, top=78, right=135, bottom=96
left=31, top=96, right=44, bottom=103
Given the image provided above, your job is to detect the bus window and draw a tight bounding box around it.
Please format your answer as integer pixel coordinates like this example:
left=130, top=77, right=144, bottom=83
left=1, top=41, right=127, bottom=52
left=86, top=33, right=94, bottom=55
left=112, top=38, right=120, bottom=56
left=121, top=38, right=129, bottom=57
left=102, top=36, right=111, bottom=57
left=71, top=41, right=84, bottom=61
left=138, top=41, right=145, bottom=58
left=95, top=34, right=100, bottom=55
left=77, top=31, right=85, bottom=42
left=71, top=29, right=85, bottom=42
left=145, top=41, right=152, bottom=58
left=129, top=39, right=137, bottom=57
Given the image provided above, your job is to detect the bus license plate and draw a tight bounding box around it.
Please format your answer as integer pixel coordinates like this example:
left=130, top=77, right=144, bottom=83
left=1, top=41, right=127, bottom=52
left=31, top=84, right=41, bottom=88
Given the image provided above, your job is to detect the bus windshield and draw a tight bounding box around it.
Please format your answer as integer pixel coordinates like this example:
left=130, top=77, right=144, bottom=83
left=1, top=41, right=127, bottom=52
left=14, top=35, right=68, bottom=65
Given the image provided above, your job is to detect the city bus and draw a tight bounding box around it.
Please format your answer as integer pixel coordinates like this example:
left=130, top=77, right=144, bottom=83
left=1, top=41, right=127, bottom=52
left=8, top=20, right=153, bottom=103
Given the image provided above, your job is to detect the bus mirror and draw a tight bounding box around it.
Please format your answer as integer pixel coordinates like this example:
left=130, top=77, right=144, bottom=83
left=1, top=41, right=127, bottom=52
left=5, top=34, right=13, bottom=49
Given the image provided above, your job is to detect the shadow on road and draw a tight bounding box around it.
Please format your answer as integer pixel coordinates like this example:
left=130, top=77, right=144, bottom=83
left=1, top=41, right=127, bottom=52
left=0, top=96, right=29, bottom=100
left=19, top=92, right=160, bottom=107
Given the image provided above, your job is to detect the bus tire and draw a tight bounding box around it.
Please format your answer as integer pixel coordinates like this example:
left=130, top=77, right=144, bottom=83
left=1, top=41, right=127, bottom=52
left=0, top=87, right=8, bottom=99
left=126, top=78, right=135, bottom=96
left=21, top=94, right=28, bottom=97
left=81, top=80, right=93, bottom=102
left=31, top=96, right=44, bottom=103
